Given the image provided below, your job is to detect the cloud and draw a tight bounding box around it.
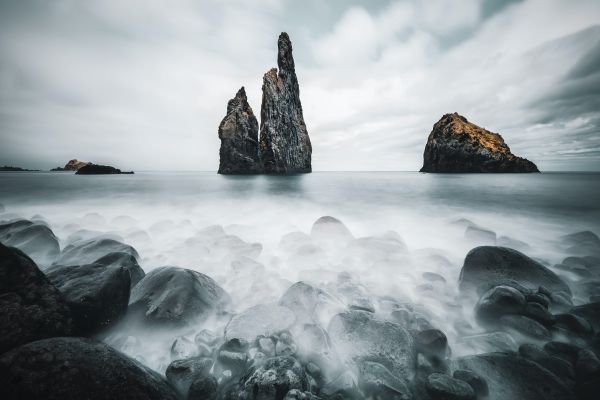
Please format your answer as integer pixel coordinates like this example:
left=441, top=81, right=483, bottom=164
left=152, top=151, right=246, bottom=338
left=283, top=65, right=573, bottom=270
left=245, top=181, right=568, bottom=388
left=0, top=0, right=599, bottom=171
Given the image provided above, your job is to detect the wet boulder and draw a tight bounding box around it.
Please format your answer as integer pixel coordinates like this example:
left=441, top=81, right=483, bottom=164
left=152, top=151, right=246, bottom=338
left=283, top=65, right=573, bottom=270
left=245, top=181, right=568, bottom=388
left=561, top=231, right=600, bottom=256
left=358, top=361, right=412, bottom=399
left=456, top=332, right=518, bottom=354
left=188, top=375, right=218, bottom=400
left=241, top=356, right=308, bottom=400
left=328, top=310, right=415, bottom=380
left=279, top=281, right=344, bottom=328
left=415, top=329, right=449, bottom=363
left=0, top=243, right=72, bottom=353
left=426, top=373, right=475, bottom=400
left=310, top=216, right=354, bottom=245
left=128, top=266, right=231, bottom=327
left=570, top=302, right=600, bottom=332
left=475, top=285, right=526, bottom=324
left=170, top=337, right=199, bottom=361
left=465, top=226, right=496, bottom=245
left=0, top=219, right=60, bottom=266
left=225, top=303, right=295, bottom=342
left=0, top=337, right=179, bottom=400
left=452, top=370, right=488, bottom=398
left=45, top=256, right=131, bottom=335
left=165, top=356, right=213, bottom=397
left=499, top=315, right=552, bottom=341
left=518, top=344, right=575, bottom=384
left=454, top=352, right=574, bottom=400
left=459, top=246, right=571, bottom=295
left=92, top=252, right=144, bottom=287
left=55, top=238, right=140, bottom=266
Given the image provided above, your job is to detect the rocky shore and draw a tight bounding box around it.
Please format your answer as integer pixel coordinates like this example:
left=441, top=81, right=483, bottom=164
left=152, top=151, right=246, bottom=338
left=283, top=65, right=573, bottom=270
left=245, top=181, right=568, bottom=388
left=1, top=210, right=599, bottom=400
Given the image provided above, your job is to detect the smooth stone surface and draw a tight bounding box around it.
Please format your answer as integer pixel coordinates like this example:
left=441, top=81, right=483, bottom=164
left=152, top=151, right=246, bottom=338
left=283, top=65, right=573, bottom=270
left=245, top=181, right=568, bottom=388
left=0, top=337, right=179, bottom=400
left=55, top=238, right=140, bottom=266
left=225, top=303, right=295, bottom=342
left=453, top=369, right=489, bottom=397
left=475, top=285, right=526, bottom=323
left=188, top=376, right=218, bottom=400
left=0, top=219, right=60, bottom=266
left=128, top=266, right=231, bottom=327
left=165, top=356, right=213, bottom=397
left=426, top=373, right=475, bottom=400
left=459, top=246, right=571, bottom=294
left=0, top=243, right=72, bottom=354
left=242, top=356, right=308, bottom=399
left=454, top=352, right=574, bottom=400
left=499, top=314, right=552, bottom=341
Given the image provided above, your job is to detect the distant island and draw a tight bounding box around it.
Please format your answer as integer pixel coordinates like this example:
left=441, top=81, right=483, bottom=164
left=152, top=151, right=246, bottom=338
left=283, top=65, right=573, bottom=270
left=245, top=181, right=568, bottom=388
left=76, top=164, right=134, bottom=175
left=420, top=113, right=539, bottom=173
left=51, top=159, right=90, bottom=171
left=218, top=32, right=312, bottom=175
left=0, top=166, right=39, bottom=172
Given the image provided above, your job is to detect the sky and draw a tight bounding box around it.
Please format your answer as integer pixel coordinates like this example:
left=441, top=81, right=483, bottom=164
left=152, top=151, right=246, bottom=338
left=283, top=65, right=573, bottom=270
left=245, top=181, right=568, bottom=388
left=1, top=0, right=599, bottom=171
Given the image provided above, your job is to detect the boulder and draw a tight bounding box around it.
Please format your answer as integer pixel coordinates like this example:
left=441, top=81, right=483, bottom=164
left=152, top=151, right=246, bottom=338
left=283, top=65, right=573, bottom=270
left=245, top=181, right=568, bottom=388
left=0, top=219, right=60, bottom=266
left=474, top=285, right=526, bottom=323
left=259, top=32, right=311, bottom=174
left=218, top=87, right=262, bottom=174
left=55, top=238, right=140, bottom=267
left=452, top=370, right=489, bottom=398
left=358, top=361, right=412, bottom=399
left=459, top=246, right=571, bottom=294
left=165, top=356, right=213, bottom=397
left=45, top=257, right=131, bottom=335
left=328, top=310, right=415, bottom=380
left=454, top=352, right=574, bottom=400
left=426, top=373, right=475, bottom=400
left=279, top=281, right=344, bottom=327
left=310, top=216, right=354, bottom=244
left=128, top=266, right=231, bottom=327
left=0, top=337, right=179, bottom=400
left=499, top=314, right=552, bottom=341
left=0, top=244, right=72, bottom=353
left=241, top=356, right=308, bottom=399
left=188, top=376, right=218, bottom=400
left=420, top=113, right=539, bottom=173
left=570, top=302, right=600, bottom=332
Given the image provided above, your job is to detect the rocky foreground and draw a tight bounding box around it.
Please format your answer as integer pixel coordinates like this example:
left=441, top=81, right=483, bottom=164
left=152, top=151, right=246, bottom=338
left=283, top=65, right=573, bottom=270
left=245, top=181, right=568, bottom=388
left=420, top=113, right=539, bottom=173
left=1, top=212, right=600, bottom=399
left=218, top=32, right=312, bottom=175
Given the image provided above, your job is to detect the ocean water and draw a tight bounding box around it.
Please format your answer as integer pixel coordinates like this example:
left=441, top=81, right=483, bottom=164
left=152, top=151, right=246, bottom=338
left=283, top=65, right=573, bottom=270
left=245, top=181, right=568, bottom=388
left=1, top=171, right=599, bottom=371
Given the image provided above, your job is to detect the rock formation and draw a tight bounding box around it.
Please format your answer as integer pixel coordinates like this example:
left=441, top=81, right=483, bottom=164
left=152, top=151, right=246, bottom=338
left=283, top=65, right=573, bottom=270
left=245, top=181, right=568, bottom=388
left=76, top=164, right=134, bottom=175
left=420, top=113, right=539, bottom=173
left=259, top=32, right=312, bottom=174
left=217, top=87, right=262, bottom=174
left=51, top=159, right=89, bottom=171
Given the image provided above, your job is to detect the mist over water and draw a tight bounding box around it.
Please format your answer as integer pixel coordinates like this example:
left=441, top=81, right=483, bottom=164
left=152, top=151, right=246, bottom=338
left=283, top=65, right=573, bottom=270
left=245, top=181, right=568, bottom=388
left=1, top=171, right=600, bottom=373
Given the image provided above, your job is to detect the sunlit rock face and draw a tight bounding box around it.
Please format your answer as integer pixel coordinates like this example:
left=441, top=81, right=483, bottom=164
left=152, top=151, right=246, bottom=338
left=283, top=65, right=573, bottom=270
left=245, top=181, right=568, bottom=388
left=420, top=113, right=539, bottom=173
left=259, top=32, right=312, bottom=174
left=218, top=87, right=262, bottom=174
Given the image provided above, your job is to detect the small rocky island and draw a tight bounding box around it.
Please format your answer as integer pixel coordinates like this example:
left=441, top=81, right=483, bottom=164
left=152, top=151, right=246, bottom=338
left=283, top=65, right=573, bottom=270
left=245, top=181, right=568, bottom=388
left=51, top=159, right=90, bottom=171
left=218, top=33, right=312, bottom=175
left=76, top=164, right=134, bottom=175
left=420, top=113, right=539, bottom=173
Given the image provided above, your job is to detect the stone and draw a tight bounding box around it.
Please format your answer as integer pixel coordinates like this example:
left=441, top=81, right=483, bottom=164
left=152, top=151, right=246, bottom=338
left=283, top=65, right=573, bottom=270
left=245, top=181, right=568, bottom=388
left=458, top=332, right=518, bottom=353
left=570, top=302, right=600, bottom=332
left=45, top=256, right=131, bottom=335
left=53, top=159, right=90, bottom=171
left=170, top=337, right=199, bottom=361
left=165, top=356, right=213, bottom=397
left=241, top=356, right=308, bottom=399
left=455, top=352, right=574, bottom=400
left=358, top=361, right=412, bottom=399
left=465, top=226, right=497, bottom=245
left=518, top=344, right=575, bottom=383
left=475, top=285, right=526, bottom=324
left=259, top=32, right=312, bottom=174
left=54, top=238, right=140, bottom=267
left=0, top=243, right=72, bottom=354
left=76, top=164, right=133, bottom=174
left=91, top=252, right=144, bottom=287
left=415, top=329, right=448, bottom=362
left=218, top=87, right=262, bottom=174
left=128, top=266, right=231, bottom=327
left=420, top=113, right=539, bottom=173
left=452, top=370, right=489, bottom=397
left=553, top=313, right=593, bottom=337
left=426, top=373, right=475, bottom=400
left=310, top=216, right=354, bottom=244
left=279, top=281, right=344, bottom=328
left=188, top=376, right=218, bottom=400
left=0, top=219, right=60, bottom=266
left=327, top=310, right=415, bottom=380
left=459, top=246, right=571, bottom=294
left=0, top=337, right=179, bottom=400
left=499, top=314, right=552, bottom=341
left=225, top=303, right=295, bottom=343
left=523, top=301, right=555, bottom=326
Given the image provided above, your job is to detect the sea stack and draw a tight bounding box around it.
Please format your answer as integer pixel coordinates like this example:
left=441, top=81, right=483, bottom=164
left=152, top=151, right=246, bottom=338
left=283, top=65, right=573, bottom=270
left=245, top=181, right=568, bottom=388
left=217, top=87, right=262, bottom=174
left=420, top=113, right=539, bottom=173
left=259, top=32, right=312, bottom=174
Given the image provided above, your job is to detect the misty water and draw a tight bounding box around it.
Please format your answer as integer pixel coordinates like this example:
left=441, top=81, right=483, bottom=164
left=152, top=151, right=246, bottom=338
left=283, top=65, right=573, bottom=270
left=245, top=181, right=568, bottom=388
left=1, top=171, right=599, bottom=376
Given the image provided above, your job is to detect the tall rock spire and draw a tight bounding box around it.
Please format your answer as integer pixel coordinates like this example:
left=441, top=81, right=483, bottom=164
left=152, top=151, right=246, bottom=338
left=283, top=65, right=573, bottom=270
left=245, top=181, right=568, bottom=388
left=259, top=32, right=312, bottom=174
left=217, top=87, right=262, bottom=174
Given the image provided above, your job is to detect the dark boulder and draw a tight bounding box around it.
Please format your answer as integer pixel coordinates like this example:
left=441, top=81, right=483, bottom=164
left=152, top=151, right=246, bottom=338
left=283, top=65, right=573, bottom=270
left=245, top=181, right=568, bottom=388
left=0, top=243, right=72, bottom=354
left=328, top=310, right=415, bottom=380
left=241, top=356, right=308, bottom=400
left=259, top=33, right=311, bottom=174
left=128, top=266, right=231, bottom=327
left=218, top=87, right=262, bottom=174
left=518, top=344, right=575, bottom=383
left=0, top=337, right=179, bottom=400
left=415, top=329, right=449, bottom=362
left=454, top=352, right=574, bottom=400
left=0, top=219, right=60, bottom=266
left=499, top=314, right=552, bottom=341
left=561, top=231, right=600, bottom=256
left=165, top=356, right=213, bottom=397
left=475, top=285, right=526, bottom=323
left=76, top=164, right=133, bottom=174
left=55, top=238, right=140, bottom=267
left=45, top=257, right=131, bottom=335
left=426, top=373, right=475, bottom=400
left=358, top=361, right=412, bottom=399
left=188, top=376, right=218, bottom=400
left=452, top=370, right=489, bottom=398
left=570, top=302, right=600, bottom=332
left=92, top=251, right=145, bottom=287
left=420, top=113, right=539, bottom=173
left=459, top=246, right=571, bottom=294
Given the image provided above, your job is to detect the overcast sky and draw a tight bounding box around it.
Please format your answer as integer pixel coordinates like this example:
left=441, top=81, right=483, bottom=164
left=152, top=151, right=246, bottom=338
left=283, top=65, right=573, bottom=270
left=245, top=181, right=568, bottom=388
left=1, top=0, right=599, bottom=171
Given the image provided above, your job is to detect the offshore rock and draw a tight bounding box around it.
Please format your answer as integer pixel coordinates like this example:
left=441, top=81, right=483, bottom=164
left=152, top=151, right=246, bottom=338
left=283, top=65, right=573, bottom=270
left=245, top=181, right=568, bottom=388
left=218, top=87, right=262, bottom=174
left=420, top=113, right=539, bottom=173
left=259, top=32, right=312, bottom=174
